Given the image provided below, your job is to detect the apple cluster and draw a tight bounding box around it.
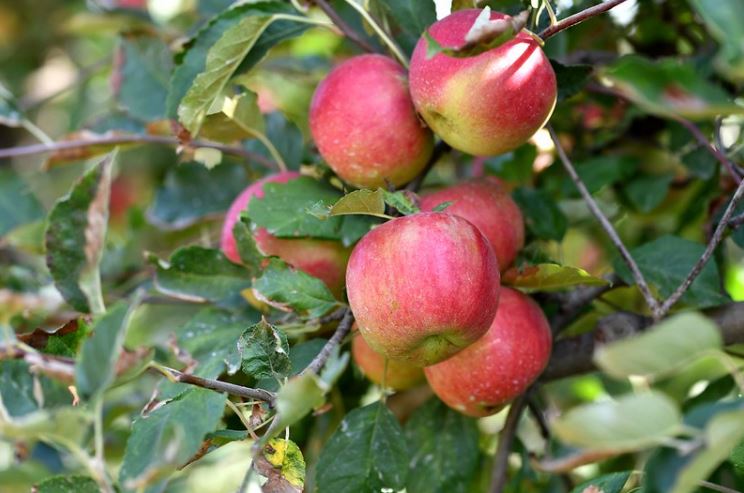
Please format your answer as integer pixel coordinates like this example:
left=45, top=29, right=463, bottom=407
left=221, top=9, right=556, bottom=417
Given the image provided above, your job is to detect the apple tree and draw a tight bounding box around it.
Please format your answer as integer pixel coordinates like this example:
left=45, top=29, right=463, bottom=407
left=1, top=0, right=744, bottom=492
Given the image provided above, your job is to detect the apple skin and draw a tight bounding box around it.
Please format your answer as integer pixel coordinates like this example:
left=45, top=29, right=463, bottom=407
left=346, top=212, right=501, bottom=366
left=424, top=287, right=552, bottom=417
left=352, top=326, right=424, bottom=390
left=409, top=9, right=557, bottom=156
left=220, top=172, right=350, bottom=299
left=420, top=176, right=524, bottom=271
left=310, top=54, right=434, bottom=188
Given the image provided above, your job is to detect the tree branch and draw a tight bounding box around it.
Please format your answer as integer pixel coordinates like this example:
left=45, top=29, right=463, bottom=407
left=489, top=391, right=529, bottom=493
left=539, top=0, right=631, bottom=40
left=405, top=141, right=451, bottom=193
left=303, top=308, right=354, bottom=375
left=0, top=134, right=278, bottom=169
left=542, top=301, right=744, bottom=381
left=548, top=125, right=662, bottom=319
left=657, top=178, right=744, bottom=316
left=674, top=117, right=742, bottom=183
left=312, top=0, right=377, bottom=53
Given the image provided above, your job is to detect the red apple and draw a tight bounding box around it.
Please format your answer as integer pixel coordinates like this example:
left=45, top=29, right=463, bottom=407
left=221, top=172, right=350, bottom=299
left=420, top=177, right=524, bottom=271
left=424, top=287, right=552, bottom=417
left=352, top=327, right=424, bottom=390
left=310, top=54, right=434, bottom=188
left=409, top=9, right=557, bottom=156
left=346, top=212, right=501, bottom=366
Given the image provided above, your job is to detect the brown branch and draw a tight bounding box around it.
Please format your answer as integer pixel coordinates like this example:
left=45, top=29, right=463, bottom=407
left=657, top=178, right=744, bottom=316
left=729, top=212, right=744, bottom=229
left=0, top=134, right=278, bottom=169
left=489, top=391, right=530, bottom=493
left=303, top=308, right=354, bottom=375
left=548, top=125, right=662, bottom=319
left=542, top=301, right=744, bottom=381
left=405, top=141, right=451, bottom=193
left=674, top=117, right=742, bottom=182
left=148, top=365, right=276, bottom=406
left=312, top=0, right=377, bottom=53
left=539, top=0, right=631, bottom=40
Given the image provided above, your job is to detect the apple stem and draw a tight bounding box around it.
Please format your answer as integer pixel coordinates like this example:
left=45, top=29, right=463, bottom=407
left=539, top=0, right=631, bottom=40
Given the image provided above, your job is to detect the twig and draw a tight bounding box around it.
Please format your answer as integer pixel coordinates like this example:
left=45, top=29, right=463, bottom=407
left=657, top=177, right=744, bottom=316
left=698, top=480, right=743, bottom=493
left=548, top=125, right=661, bottom=319
left=405, top=141, right=451, bottom=193
left=539, top=0, right=631, bottom=40
left=312, top=0, right=377, bottom=53
left=729, top=212, right=744, bottom=229
left=526, top=395, right=551, bottom=443
left=303, top=309, right=354, bottom=375
left=675, top=117, right=742, bottom=182
left=317, top=306, right=349, bottom=325
left=0, top=134, right=278, bottom=169
left=489, top=392, right=529, bottom=493
left=148, top=364, right=276, bottom=406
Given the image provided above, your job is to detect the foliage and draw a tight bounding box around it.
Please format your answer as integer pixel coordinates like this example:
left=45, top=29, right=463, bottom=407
left=1, top=1, right=744, bottom=492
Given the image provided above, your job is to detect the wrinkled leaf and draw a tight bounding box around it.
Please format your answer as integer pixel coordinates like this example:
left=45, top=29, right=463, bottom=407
left=315, top=402, right=408, bottom=493
left=45, top=154, right=114, bottom=314
left=254, top=438, right=305, bottom=492
left=237, top=318, right=290, bottom=380
left=595, top=312, right=722, bottom=380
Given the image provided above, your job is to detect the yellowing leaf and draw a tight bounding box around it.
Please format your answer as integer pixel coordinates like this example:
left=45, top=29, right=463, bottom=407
left=502, top=263, right=608, bottom=291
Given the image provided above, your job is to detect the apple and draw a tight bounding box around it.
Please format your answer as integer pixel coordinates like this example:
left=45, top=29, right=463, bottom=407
left=352, top=326, right=424, bottom=390
left=424, top=287, right=552, bottom=417
left=309, top=54, right=434, bottom=188
left=420, top=176, right=524, bottom=271
left=221, top=172, right=350, bottom=299
left=346, top=212, right=501, bottom=366
left=409, top=9, right=557, bottom=156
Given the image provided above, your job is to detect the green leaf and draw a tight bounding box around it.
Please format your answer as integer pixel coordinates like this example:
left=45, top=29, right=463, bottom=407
left=119, top=388, right=226, bottom=492
left=256, top=339, right=327, bottom=392
left=0, top=168, right=44, bottom=237
left=237, top=318, right=290, bottom=379
left=166, top=2, right=308, bottom=118
left=0, top=406, right=90, bottom=445
left=404, top=399, right=480, bottom=493
left=177, top=8, right=305, bottom=135
left=199, top=90, right=266, bottom=144
left=382, top=190, right=420, bottom=215
left=681, top=147, right=717, bottom=180
left=688, top=0, right=744, bottom=82
left=329, top=189, right=386, bottom=217
left=45, top=154, right=114, bottom=314
left=233, top=217, right=264, bottom=276
left=315, top=402, right=408, bottom=493
left=244, top=112, right=305, bottom=170
left=247, top=176, right=377, bottom=245
left=551, top=60, right=592, bottom=102
left=570, top=472, right=631, bottom=493
left=0, top=361, right=70, bottom=418
left=76, top=299, right=140, bottom=399
left=153, top=246, right=251, bottom=308
left=566, top=155, right=639, bottom=196
left=594, top=312, right=722, bottom=380
left=671, top=409, right=744, bottom=493
left=602, top=55, right=744, bottom=119
left=34, top=475, right=100, bottom=493
left=502, top=263, right=608, bottom=291
left=624, top=173, right=674, bottom=213
left=252, top=258, right=338, bottom=318
left=114, top=32, right=172, bottom=120
left=553, top=392, right=682, bottom=452
left=484, top=144, right=537, bottom=185
left=147, top=162, right=250, bottom=229
left=613, top=235, right=729, bottom=308
left=379, top=0, right=437, bottom=54
left=272, top=373, right=325, bottom=437
left=512, top=187, right=567, bottom=241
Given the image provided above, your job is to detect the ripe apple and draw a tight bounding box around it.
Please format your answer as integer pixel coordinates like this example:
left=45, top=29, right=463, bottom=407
left=221, top=172, right=350, bottom=299
left=346, top=212, right=501, bottom=366
left=352, top=326, right=424, bottom=390
left=420, top=176, right=524, bottom=271
left=409, top=9, right=557, bottom=156
left=424, top=287, right=552, bottom=417
left=309, top=54, right=434, bottom=188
